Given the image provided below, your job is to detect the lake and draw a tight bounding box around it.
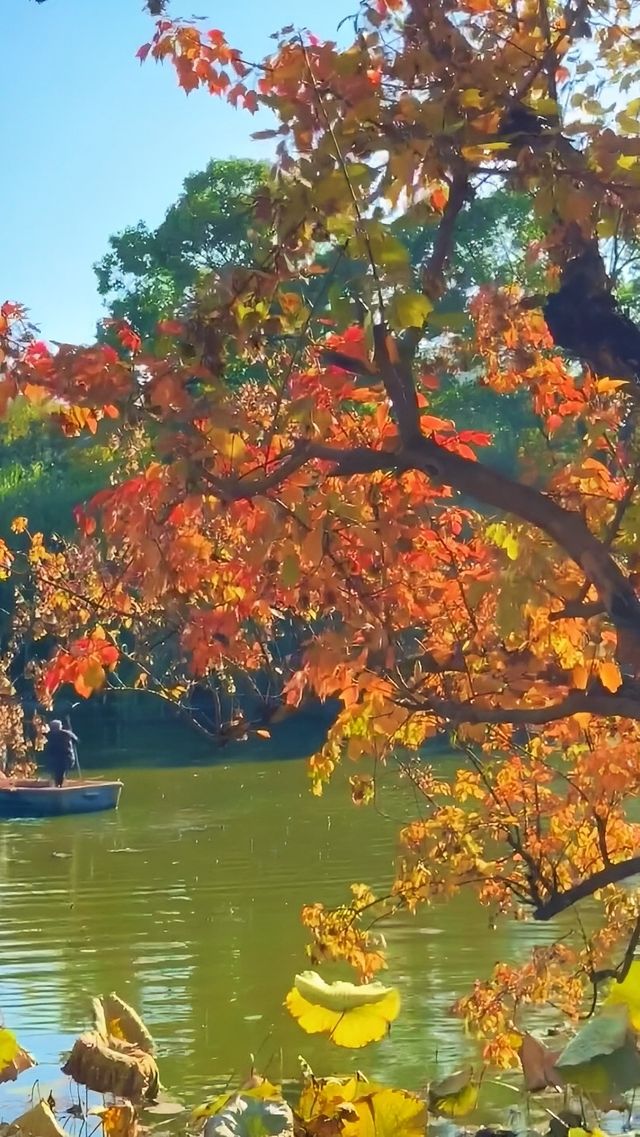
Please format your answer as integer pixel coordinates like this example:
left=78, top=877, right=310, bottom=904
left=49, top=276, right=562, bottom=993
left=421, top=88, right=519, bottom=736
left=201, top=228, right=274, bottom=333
left=0, top=743, right=561, bottom=1116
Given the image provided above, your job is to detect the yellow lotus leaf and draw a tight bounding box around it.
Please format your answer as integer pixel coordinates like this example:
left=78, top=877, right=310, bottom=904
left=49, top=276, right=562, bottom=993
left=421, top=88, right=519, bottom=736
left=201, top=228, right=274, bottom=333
left=300, top=1073, right=425, bottom=1137
left=298, top=1075, right=425, bottom=1137
left=298, top=1074, right=377, bottom=1121
left=343, top=1088, right=427, bottom=1137
left=604, top=962, right=640, bottom=1028
left=293, top=972, right=398, bottom=1013
left=428, top=1067, right=479, bottom=1118
left=285, top=973, right=400, bottom=1048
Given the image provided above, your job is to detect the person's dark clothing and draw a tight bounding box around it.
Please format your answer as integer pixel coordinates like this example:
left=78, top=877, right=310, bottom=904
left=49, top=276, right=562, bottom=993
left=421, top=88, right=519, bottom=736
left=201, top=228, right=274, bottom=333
left=44, top=728, right=77, bottom=787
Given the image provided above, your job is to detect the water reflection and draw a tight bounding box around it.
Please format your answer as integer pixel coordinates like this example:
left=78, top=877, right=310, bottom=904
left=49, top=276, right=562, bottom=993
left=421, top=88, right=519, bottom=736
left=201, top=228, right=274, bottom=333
left=0, top=756, right=562, bottom=1112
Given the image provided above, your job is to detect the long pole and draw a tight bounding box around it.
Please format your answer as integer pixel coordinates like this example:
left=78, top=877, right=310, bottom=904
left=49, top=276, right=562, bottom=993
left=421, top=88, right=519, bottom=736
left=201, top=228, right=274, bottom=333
left=64, top=703, right=81, bottom=779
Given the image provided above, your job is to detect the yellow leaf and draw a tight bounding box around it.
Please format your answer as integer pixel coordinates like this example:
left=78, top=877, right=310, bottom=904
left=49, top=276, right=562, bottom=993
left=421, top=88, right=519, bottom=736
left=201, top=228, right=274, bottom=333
left=298, top=1075, right=424, bottom=1137
left=604, top=961, right=640, bottom=1029
left=285, top=972, right=400, bottom=1048
left=74, top=660, right=106, bottom=697
left=459, top=88, right=485, bottom=109
left=428, top=1067, right=479, bottom=1118
left=345, top=1088, right=426, bottom=1137
left=525, top=96, right=559, bottom=116
left=281, top=553, right=300, bottom=587
left=298, top=1073, right=373, bottom=1122
left=599, top=659, right=622, bottom=693
left=0, top=1026, right=20, bottom=1071
left=572, top=663, right=589, bottom=690
left=192, top=1078, right=282, bottom=1120
left=504, top=533, right=519, bottom=561
left=293, top=971, right=396, bottom=1012
left=388, top=291, right=433, bottom=331
left=208, top=427, right=247, bottom=462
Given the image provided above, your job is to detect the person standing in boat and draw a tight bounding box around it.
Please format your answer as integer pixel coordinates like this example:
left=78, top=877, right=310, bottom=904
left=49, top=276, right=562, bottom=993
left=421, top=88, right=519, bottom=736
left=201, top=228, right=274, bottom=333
left=44, top=719, right=78, bottom=787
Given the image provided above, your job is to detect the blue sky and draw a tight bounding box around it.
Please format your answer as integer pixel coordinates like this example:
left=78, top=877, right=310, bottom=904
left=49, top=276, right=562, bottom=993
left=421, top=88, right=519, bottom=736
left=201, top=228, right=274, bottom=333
left=2, top=1, right=347, bottom=343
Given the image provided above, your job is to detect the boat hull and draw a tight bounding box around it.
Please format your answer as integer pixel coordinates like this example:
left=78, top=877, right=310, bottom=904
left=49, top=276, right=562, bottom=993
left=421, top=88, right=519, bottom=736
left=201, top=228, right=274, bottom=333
left=0, top=780, right=123, bottom=819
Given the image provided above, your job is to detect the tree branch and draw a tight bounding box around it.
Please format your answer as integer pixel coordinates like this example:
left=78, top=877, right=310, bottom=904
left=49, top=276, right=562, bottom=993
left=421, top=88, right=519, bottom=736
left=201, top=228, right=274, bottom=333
left=549, top=600, right=604, bottom=622
left=314, top=437, right=640, bottom=640
left=405, top=688, right=640, bottom=726
left=401, top=165, right=470, bottom=360
left=534, top=857, right=640, bottom=921
left=205, top=434, right=640, bottom=645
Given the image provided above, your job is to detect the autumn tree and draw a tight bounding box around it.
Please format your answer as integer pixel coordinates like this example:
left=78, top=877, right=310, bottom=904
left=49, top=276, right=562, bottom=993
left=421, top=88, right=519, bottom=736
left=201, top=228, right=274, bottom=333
left=10, top=0, right=640, bottom=1070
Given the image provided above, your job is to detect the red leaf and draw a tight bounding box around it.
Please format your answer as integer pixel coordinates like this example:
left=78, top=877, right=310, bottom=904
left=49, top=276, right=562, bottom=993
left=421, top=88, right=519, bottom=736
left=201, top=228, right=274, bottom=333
left=157, top=319, right=184, bottom=335
left=430, top=186, right=449, bottom=211
left=421, top=372, right=439, bottom=390
left=457, top=430, right=492, bottom=446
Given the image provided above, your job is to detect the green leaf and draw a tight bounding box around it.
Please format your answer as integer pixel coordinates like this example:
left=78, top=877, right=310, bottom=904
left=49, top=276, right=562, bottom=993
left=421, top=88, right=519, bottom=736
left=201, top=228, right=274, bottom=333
left=388, top=291, right=433, bottom=331
left=555, top=1007, right=640, bottom=1094
left=556, top=1006, right=628, bottom=1067
left=355, top=224, right=410, bottom=273
left=616, top=112, right=640, bottom=135
left=281, top=554, right=301, bottom=588
left=203, top=1095, right=294, bottom=1137
left=485, top=522, right=518, bottom=560
left=428, top=311, right=468, bottom=333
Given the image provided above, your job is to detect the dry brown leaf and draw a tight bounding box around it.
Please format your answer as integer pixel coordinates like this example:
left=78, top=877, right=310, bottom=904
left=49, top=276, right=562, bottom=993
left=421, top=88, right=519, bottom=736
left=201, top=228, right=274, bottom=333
left=519, top=1032, right=563, bottom=1092
left=62, top=1031, right=159, bottom=1102
left=100, top=993, right=156, bottom=1056
left=12, top=1102, right=71, bottom=1137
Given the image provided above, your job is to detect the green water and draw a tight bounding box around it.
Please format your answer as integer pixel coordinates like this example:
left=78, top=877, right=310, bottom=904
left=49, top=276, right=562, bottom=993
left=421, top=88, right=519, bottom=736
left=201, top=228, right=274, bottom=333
left=0, top=751, right=560, bottom=1114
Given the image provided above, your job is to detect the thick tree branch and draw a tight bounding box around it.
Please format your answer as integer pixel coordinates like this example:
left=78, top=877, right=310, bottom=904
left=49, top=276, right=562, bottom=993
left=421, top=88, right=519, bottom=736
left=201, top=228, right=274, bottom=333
left=549, top=600, right=604, bottom=622
left=399, top=163, right=471, bottom=361
left=203, top=446, right=312, bottom=500
left=407, top=689, right=640, bottom=726
left=534, top=857, right=640, bottom=921
left=592, top=913, right=640, bottom=987
left=207, top=434, right=640, bottom=644
left=552, top=463, right=640, bottom=621
left=419, top=167, right=470, bottom=308
left=312, top=437, right=640, bottom=640
left=373, top=324, right=424, bottom=446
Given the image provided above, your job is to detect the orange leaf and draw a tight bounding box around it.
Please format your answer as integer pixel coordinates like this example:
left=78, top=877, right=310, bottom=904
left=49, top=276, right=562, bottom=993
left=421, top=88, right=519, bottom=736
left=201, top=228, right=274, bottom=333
left=599, top=660, right=622, bottom=693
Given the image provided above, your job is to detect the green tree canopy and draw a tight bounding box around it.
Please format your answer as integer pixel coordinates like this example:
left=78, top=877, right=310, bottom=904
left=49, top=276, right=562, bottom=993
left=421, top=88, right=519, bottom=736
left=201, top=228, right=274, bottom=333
left=95, top=157, right=268, bottom=342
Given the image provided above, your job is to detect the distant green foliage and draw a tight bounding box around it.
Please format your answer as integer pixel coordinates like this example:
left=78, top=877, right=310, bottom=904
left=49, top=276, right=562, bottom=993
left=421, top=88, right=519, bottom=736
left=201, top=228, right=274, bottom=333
left=94, top=158, right=268, bottom=343
left=0, top=398, right=114, bottom=536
